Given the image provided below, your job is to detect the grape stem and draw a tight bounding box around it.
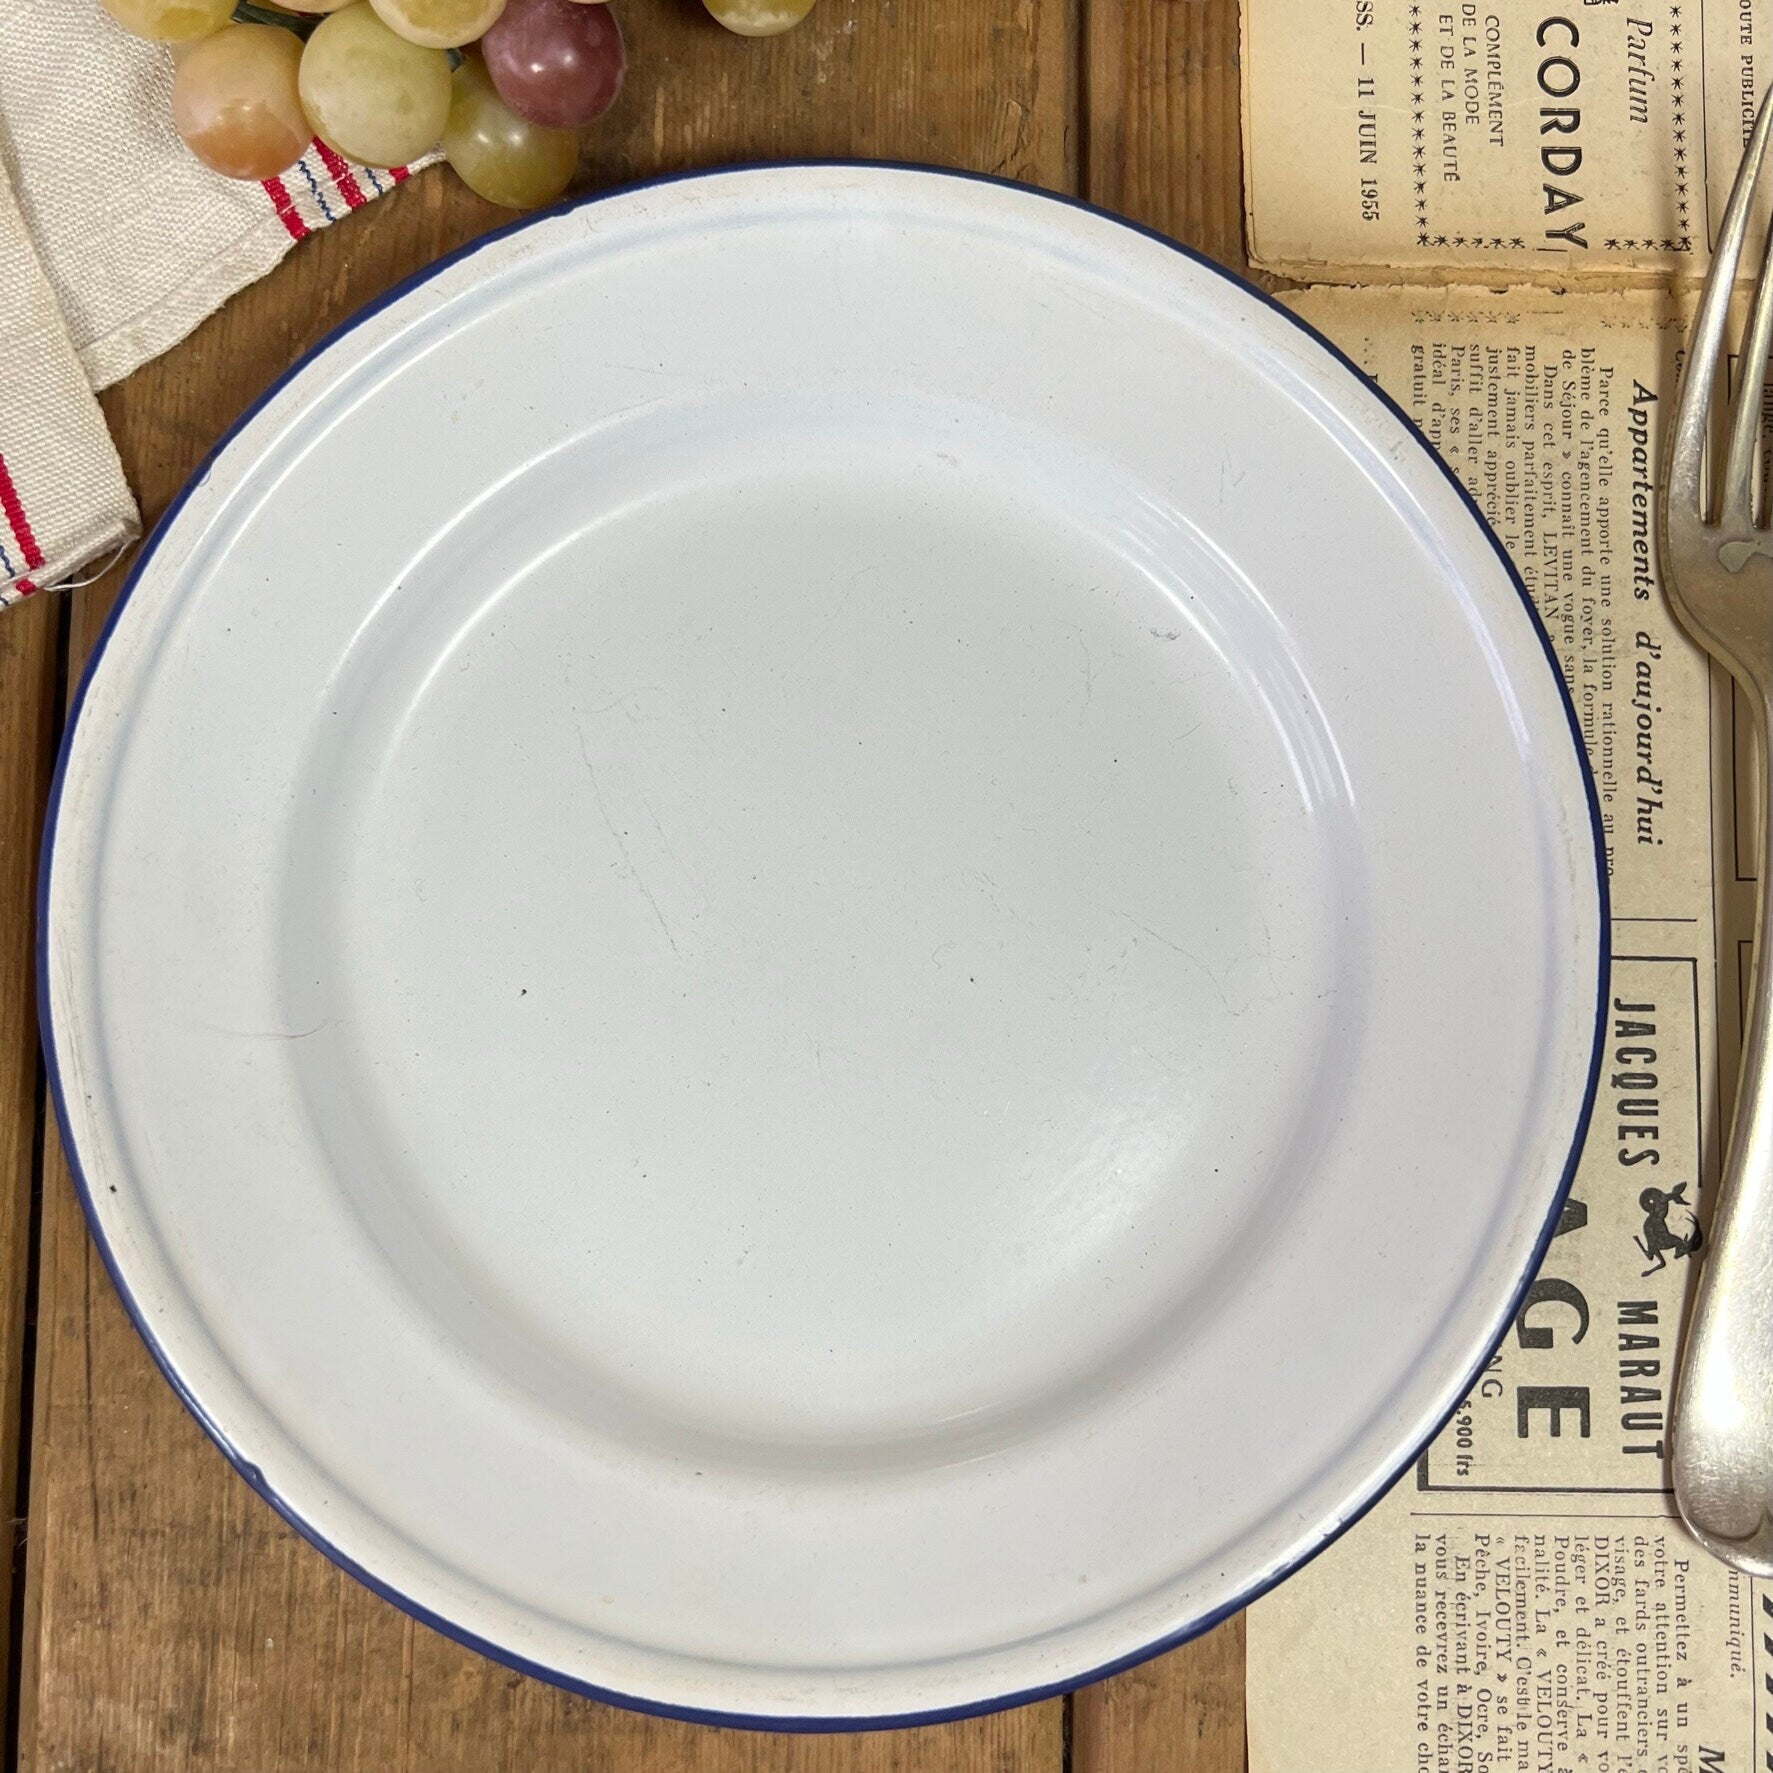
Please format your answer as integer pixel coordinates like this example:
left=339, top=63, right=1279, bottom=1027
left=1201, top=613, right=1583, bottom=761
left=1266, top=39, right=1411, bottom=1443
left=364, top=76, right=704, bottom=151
left=230, top=2, right=315, bottom=35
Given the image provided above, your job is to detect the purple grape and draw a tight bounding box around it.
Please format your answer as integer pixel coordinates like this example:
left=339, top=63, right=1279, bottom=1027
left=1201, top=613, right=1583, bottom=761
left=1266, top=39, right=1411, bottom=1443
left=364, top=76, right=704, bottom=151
left=481, top=0, right=624, bottom=130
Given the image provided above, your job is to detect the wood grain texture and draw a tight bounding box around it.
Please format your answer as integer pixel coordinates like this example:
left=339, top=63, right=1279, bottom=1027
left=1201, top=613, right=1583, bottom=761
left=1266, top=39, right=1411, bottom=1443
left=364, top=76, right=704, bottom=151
left=1070, top=1, right=1248, bottom=1767
left=0, top=585, right=60, bottom=1749
left=594, top=0, right=1076, bottom=188
left=1071, top=1618, right=1244, bottom=1773
left=1084, top=0, right=1245, bottom=272
left=17, top=2, right=1080, bottom=1768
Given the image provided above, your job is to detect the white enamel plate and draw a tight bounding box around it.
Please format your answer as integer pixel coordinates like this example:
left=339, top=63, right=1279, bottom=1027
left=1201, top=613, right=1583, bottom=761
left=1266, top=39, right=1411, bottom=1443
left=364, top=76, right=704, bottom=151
left=43, top=167, right=1605, bottom=1726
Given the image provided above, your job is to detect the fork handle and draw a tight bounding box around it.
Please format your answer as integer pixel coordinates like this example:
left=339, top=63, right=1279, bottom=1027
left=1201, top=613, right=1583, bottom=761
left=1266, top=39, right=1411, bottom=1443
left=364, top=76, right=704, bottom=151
left=1674, top=687, right=1773, bottom=1574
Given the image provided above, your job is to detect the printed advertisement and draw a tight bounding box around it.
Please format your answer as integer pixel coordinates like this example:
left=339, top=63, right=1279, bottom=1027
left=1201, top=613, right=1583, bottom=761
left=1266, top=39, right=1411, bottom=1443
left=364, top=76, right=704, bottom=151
left=1244, top=1, right=1773, bottom=280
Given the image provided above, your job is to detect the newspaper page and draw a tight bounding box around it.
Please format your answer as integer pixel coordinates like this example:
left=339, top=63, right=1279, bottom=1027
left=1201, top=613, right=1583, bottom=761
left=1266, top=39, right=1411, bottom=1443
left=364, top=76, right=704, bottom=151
left=1244, top=285, right=1754, bottom=1773
left=1243, top=0, right=1773, bottom=282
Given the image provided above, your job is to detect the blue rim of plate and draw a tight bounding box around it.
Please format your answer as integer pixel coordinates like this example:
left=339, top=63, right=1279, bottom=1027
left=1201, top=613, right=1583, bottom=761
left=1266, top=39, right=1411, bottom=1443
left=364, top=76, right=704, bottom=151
left=37, top=161, right=1611, bottom=1733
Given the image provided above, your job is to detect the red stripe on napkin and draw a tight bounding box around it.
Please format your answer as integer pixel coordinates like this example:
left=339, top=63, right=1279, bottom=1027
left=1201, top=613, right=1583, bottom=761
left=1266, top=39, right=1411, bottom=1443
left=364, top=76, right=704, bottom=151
left=0, top=453, right=45, bottom=575
left=263, top=174, right=309, bottom=241
left=312, top=141, right=369, bottom=209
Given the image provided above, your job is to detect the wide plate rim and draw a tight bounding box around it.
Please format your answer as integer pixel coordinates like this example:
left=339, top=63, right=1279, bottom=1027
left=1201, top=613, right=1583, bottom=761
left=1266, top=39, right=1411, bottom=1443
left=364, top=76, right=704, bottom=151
left=37, top=159, right=1611, bottom=1731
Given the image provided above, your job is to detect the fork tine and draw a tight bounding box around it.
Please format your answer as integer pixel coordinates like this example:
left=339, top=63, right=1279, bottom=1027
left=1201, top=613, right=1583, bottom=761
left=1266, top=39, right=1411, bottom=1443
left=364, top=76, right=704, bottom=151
left=1722, top=218, right=1773, bottom=527
left=1673, top=88, right=1773, bottom=521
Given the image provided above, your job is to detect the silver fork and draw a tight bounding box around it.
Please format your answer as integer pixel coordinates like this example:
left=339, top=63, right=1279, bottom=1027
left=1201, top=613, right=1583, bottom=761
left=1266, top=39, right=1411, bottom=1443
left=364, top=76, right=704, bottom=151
left=1663, top=91, right=1773, bottom=1576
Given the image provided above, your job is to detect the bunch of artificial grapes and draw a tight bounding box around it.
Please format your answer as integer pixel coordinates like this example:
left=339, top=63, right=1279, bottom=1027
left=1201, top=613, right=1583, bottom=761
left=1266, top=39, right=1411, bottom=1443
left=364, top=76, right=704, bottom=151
left=102, top=0, right=818, bottom=213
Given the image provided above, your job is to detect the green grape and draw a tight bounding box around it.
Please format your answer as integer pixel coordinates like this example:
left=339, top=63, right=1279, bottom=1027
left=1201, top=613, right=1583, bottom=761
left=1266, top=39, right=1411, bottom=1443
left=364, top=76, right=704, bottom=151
left=99, top=0, right=232, bottom=44
left=370, top=0, right=508, bottom=51
left=701, top=0, right=816, bottom=36
left=443, top=54, right=577, bottom=209
left=171, top=24, right=308, bottom=180
left=297, top=4, right=451, bottom=167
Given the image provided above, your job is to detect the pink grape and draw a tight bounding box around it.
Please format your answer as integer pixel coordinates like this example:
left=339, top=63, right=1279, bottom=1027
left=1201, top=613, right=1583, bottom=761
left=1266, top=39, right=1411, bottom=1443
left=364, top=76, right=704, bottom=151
left=480, top=0, right=624, bottom=130
left=171, top=24, right=309, bottom=180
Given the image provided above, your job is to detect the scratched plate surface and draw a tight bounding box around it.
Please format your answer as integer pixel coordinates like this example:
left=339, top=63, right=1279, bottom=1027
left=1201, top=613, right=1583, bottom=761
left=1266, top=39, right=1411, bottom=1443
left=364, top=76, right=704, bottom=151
left=41, top=166, right=1604, bottom=1725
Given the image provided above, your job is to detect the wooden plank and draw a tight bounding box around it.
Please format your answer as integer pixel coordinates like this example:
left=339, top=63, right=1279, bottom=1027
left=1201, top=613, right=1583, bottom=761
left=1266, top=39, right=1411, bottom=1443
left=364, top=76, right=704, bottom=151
left=594, top=0, right=1076, bottom=190
left=18, top=2, right=1077, bottom=1768
left=1071, top=1618, right=1244, bottom=1773
left=1084, top=0, right=1246, bottom=272
left=1071, top=1, right=1249, bottom=1767
left=0, top=585, right=60, bottom=1747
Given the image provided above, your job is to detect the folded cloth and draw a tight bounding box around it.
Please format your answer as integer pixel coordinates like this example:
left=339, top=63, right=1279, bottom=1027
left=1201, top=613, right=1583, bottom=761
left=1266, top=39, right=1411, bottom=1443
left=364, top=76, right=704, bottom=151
left=0, top=148, right=123, bottom=601
left=0, top=0, right=437, bottom=606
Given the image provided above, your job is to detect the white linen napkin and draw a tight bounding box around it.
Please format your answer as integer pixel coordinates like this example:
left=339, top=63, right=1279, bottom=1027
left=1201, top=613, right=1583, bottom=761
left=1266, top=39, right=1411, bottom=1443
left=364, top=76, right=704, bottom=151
left=0, top=0, right=437, bottom=605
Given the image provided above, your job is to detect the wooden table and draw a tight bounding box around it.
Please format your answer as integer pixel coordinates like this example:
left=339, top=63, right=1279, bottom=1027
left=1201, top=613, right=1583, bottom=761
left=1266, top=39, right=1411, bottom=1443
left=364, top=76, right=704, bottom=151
left=0, top=3, right=1249, bottom=1763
